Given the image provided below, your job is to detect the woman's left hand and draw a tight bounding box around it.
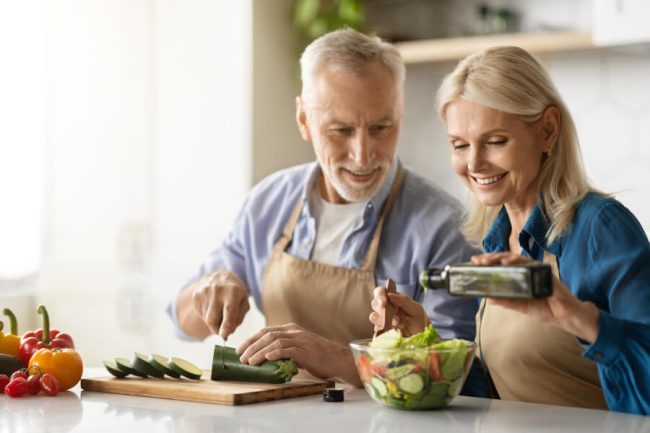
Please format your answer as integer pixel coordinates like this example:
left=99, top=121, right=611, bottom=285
left=471, top=252, right=601, bottom=343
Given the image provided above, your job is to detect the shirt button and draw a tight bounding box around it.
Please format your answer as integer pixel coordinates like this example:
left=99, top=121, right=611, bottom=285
left=593, top=352, right=603, bottom=361
left=302, top=238, right=312, bottom=246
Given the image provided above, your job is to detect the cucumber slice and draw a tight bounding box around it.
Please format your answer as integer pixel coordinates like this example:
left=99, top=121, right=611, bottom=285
left=169, top=357, right=202, bottom=380
left=371, top=376, right=388, bottom=397
left=385, top=364, right=414, bottom=381
left=132, top=353, right=164, bottom=378
left=398, top=373, right=424, bottom=394
left=115, top=357, right=147, bottom=378
left=148, top=354, right=181, bottom=379
left=103, top=360, right=129, bottom=378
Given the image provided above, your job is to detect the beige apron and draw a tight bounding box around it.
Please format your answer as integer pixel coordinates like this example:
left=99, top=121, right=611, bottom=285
left=477, top=251, right=607, bottom=408
left=261, top=165, right=405, bottom=345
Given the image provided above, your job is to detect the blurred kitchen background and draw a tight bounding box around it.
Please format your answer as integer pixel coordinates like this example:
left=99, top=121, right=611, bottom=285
left=1, top=0, right=649, bottom=368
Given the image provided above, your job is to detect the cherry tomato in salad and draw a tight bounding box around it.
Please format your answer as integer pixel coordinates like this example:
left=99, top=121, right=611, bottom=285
left=40, top=373, right=59, bottom=396
left=5, top=377, right=29, bottom=398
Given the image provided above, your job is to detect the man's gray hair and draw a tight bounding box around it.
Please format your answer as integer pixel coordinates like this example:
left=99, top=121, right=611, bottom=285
left=299, top=28, right=405, bottom=99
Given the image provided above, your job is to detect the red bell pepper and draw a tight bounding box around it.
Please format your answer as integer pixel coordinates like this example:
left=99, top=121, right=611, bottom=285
left=18, top=305, right=74, bottom=366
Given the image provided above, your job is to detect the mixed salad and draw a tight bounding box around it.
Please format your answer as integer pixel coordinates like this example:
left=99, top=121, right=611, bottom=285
left=354, top=325, right=474, bottom=410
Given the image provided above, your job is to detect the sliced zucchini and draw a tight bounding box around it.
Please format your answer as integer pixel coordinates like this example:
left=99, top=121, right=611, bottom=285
left=132, top=353, right=164, bottom=378
left=148, top=354, right=181, bottom=379
left=103, top=360, right=129, bottom=378
left=169, top=357, right=202, bottom=380
left=398, top=373, right=424, bottom=395
left=371, top=376, right=388, bottom=397
left=115, top=357, right=147, bottom=378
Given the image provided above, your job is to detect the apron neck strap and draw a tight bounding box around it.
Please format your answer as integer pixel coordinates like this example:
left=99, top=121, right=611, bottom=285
left=360, top=162, right=405, bottom=271
left=276, top=161, right=406, bottom=269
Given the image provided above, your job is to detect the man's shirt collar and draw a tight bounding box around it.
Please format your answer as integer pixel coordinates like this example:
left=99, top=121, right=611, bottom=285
left=301, top=158, right=399, bottom=222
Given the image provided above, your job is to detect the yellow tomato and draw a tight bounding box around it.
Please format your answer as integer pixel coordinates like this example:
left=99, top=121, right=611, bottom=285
left=29, top=348, right=83, bottom=390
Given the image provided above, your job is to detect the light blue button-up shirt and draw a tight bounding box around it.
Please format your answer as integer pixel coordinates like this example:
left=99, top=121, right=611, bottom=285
left=483, top=193, right=650, bottom=415
left=168, top=161, right=480, bottom=341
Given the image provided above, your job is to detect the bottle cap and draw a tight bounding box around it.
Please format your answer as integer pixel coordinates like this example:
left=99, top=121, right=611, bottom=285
left=323, top=387, right=344, bottom=402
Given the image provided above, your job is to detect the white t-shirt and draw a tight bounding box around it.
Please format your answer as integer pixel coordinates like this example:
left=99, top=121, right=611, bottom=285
left=309, top=186, right=365, bottom=266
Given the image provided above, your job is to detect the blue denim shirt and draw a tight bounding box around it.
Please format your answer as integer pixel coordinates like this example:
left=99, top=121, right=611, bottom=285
left=483, top=193, right=650, bottom=415
left=168, top=161, right=480, bottom=341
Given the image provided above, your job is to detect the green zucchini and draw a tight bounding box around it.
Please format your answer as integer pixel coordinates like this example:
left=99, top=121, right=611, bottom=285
left=169, top=357, right=203, bottom=380
left=148, top=354, right=181, bottom=379
left=211, top=345, right=298, bottom=383
left=398, top=373, right=424, bottom=394
left=103, top=360, right=129, bottom=378
left=132, top=353, right=164, bottom=378
left=115, top=357, right=147, bottom=378
left=0, top=354, right=23, bottom=376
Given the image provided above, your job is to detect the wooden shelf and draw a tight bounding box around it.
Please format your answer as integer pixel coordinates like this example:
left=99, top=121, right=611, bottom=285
left=395, top=31, right=595, bottom=64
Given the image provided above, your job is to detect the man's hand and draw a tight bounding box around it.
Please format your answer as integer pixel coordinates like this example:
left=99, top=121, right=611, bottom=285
left=471, top=253, right=600, bottom=343
left=177, top=270, right=250, bottom=340
left=236, top=323, right=362, bottom=387
left=369, top=285, right=429, bottom=337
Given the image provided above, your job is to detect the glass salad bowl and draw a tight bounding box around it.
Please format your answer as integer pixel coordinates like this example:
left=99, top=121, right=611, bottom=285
left=350, top=327, right=476, bottom=410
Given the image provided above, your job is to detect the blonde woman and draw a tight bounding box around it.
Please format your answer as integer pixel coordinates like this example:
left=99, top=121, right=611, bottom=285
left=370, top=46, right=650, bottom=415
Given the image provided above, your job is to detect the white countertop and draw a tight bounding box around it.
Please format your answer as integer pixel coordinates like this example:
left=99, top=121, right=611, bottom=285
left=2, top=369, right=648, bottom=433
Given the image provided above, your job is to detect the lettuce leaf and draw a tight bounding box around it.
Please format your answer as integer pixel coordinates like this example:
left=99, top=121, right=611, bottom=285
left=403, top=324, right=440, bottom=348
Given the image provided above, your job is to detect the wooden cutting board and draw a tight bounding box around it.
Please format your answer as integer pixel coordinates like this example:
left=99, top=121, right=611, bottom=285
left=81, top=371, right=334, bottom=406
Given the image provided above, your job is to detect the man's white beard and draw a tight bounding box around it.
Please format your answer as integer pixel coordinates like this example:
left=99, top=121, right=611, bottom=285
left=323, top=162, right=390, bottom=203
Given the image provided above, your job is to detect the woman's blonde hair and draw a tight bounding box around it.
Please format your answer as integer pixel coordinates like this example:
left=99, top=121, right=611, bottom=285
left=435, top=46, right=594, bottom=245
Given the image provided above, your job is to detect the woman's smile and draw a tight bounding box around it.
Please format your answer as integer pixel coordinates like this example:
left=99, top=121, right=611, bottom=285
left=471, top=172, right=507, bottom=186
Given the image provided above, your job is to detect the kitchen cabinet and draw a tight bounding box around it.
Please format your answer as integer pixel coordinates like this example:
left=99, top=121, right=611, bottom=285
left=365, top=0, right=650, bottom=64
left=593, top=0, right=650, bottom=45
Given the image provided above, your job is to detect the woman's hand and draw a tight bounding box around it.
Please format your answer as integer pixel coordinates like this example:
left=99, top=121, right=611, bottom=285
left=471, top=252, right=600, bottom=343
left=369, top=285, right=430, bottom=337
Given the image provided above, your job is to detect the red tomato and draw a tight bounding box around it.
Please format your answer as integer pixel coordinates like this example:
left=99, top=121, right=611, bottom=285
left=5, top=377, right=29, bottom=398
left=40, top=373, right=59, bottom=396
left=356, top=354, right=372, bottom=382
left=10, top=370, right=28, bottom=381
left=429, top=352, right=441, bottom=382
left=0, top=374, right=9, bottom=393
left=26, top=374, right=41, bottom=395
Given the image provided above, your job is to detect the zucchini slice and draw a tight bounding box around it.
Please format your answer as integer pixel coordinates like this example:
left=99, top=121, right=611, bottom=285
left=132, top=353, right=164, bottom=378
left=398, top=373, right=424, bottom=394
left=169, top=357, right=203, bottom=380
left=211, top=345, right=298, bottom=384
left=115, top=357, right=147, bottom=378
left=103, top=360, right=129, bottom=378
left=148, top=354, right=181, bottom=379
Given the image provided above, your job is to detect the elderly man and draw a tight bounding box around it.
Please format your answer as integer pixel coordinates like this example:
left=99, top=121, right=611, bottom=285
left=167, top=29, right=477, bottom=386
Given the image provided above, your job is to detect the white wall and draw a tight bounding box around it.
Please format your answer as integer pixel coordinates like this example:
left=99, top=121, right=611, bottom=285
left=251, top=0, right=313, bottom=183
left=29, top=0, right=257, bottom=368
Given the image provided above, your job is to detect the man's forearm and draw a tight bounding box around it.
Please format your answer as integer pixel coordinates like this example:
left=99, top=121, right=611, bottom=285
left=176, top=280, right=211, bottom=339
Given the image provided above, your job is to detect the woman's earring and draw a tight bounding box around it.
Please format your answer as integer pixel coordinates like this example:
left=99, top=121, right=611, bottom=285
left=547, top=148, right=553, bottom=157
